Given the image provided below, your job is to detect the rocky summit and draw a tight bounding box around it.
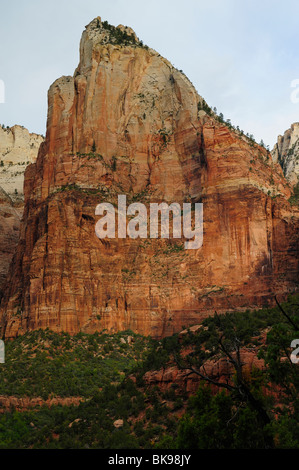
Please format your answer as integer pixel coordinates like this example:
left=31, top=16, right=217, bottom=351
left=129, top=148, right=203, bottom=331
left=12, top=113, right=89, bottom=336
left=0, top=17, right=298, bottom=338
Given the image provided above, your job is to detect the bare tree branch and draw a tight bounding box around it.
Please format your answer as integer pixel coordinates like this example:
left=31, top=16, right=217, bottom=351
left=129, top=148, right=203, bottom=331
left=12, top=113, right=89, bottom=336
left=275, top=296, right=299, bottom=331
left=183, top=364, right=236, bottom=392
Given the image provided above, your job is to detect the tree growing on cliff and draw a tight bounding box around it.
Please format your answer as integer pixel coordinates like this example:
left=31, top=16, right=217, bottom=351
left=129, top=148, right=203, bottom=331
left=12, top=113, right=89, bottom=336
left=173, top=296, right=299, bottom=448
left=176, top=382, right=272, bottom=449
left=174, top=314, right=274, bottom=448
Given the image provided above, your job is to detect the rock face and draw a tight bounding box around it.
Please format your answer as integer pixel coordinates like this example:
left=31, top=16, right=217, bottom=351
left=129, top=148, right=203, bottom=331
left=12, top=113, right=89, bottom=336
left=271, top=122, right=299, bottom=187
left=0, top=18, right=298, bottom=338
left=0, top=125, right=44, bottom=205
left=0, top=188, right=21, bottom=301
left=143, top=350, right=265, bottom=396
left=0, top=395, right=83, bottom=413
left=0, top=126, right=43, bottom=300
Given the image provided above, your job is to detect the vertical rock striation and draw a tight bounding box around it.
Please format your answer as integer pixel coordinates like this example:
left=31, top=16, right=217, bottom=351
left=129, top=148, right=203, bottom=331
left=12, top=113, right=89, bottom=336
left=0, top=18, right=298, bottom=338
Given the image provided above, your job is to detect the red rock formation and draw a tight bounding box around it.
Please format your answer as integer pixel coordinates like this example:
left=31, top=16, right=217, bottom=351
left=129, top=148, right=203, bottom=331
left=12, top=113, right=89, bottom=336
left=0, top=17, right=298, bottom=338
left=141, top=328, right=282, bottom=403
left=0, top=395, right=84, bottom=413
left=142, top=346, right=266, bottom=396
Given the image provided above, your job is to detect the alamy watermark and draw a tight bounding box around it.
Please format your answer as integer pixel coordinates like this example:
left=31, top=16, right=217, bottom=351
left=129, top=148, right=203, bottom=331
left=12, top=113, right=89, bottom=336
left=290, top=339, right=299, bottom=364
left=290, top=79, right=299, bottom=104
left=0, top=340, right=4, bottom=364
left=0, top=80, right=5, bottom=104
left=95, top=195, right=203, bottom=250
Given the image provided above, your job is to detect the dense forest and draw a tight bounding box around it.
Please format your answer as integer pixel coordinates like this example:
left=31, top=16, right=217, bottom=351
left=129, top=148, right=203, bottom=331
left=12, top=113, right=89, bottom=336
left=0, top=295, right=298, bottom=449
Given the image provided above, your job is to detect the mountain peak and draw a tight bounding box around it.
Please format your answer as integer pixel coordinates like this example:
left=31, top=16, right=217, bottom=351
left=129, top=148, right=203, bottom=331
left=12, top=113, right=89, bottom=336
left=0, top=17, right=298, bottom=339
left=84, top=17, right=140, bottom=47
left=76, top=17, right=148, bottom=76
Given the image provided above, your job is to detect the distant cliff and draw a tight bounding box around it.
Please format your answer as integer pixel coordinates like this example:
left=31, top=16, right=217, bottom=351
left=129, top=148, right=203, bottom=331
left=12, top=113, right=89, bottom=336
left=0, top=18, right=298, bottom=338
left=0, top=125, right=43, bottom=300
left=0, top=125, right=43, bottom=205
left=271, top=122, right=299, bottom=187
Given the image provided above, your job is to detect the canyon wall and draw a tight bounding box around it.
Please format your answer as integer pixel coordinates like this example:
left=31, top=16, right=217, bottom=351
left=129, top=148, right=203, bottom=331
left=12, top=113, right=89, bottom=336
left=0, top=18, right=298, bottom=338
left=0, top=125, right=43, bottom=204
left=0, top=126, right=43, bottom=300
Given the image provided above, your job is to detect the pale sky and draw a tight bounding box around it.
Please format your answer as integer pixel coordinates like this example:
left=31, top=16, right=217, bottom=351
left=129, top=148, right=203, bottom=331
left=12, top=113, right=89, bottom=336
left=1, top=0, right=299, bottom=147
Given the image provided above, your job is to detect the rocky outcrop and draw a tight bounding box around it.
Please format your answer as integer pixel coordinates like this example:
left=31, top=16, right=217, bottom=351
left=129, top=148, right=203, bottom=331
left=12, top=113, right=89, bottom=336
left=0, top=395, right=84, bottom=413
left=141, top=327, right=283, bottom=402
left=0, top=125, right=44, bottom=205
left=271, top=122, right=299, bottom=187
left=0, top=126, right=43, bottom=300
left=142, top=350, right=265, bottom=396
left=0, top=17, right=298, bottom=339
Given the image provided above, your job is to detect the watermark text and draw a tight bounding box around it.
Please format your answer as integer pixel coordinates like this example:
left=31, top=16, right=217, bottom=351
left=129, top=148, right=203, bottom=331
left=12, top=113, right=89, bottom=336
left=95, top=196, right=203, bottom=250
left=290, top=339, right=299, bottom=364
left=290, top=79, right=299, bottom=104
left=0, top=340, right=4, bottom=363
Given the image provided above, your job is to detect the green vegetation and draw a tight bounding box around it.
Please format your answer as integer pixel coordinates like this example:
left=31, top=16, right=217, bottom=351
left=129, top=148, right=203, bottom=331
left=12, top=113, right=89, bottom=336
left=168, top=295, right=299, bottom=449
left=0, top=329, right=151, bottom=399
left=269, top=173, right=275, bottom=185
left=285, top=141, right=298, bottom=159
left=289, top=180, right=299, bottom=205
left=162, top=242, right=184, bottom=254
left=75, top=150, right=118, bottom=172
left=197, top=100, right=271, bottom=150
left=54, top=183, right=83, bottom=194
left=176, top=384, right=272, bottom=449
left=158, top=128, right=172, bottom=151
left=197, top=99, right=213, bottom=116
left=53, top=182, right=113, bottom=200
left=0, top=296, right=297, bottom=448
left=99, top=20, right=148, bottom=49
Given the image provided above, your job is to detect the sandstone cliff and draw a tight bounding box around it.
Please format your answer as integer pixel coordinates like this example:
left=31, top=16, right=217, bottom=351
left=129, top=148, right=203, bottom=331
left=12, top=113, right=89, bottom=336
left=0, top=126, right=43, bottom=300
left=0, top=18, right=298, bottom=338
left=0, top=187, right=20, bottom=301
left=0, top=125, right=43, bottom=204
left=271, top=122, right=299, bottom=187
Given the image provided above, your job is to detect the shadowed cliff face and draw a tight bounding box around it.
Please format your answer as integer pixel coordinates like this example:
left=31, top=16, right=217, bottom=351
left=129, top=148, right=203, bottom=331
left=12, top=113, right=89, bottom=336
left=0, top=17, right=298, bottom=339
left=0, top=188, right=21, bottom=302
